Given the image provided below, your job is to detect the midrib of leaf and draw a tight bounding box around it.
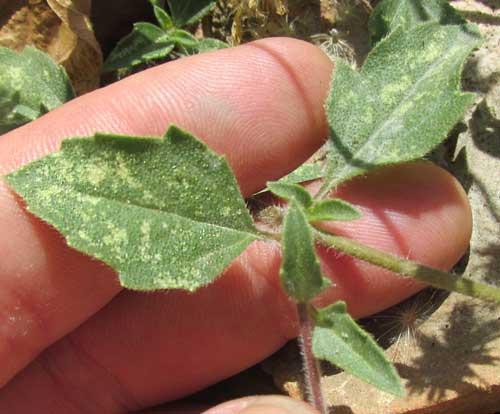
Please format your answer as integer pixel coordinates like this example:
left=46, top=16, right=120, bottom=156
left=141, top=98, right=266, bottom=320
left=389, top=0, right=405, bottom=29
left=329, top=41, right=460, bottom=189
left=65, top=187, right=258, bottom=237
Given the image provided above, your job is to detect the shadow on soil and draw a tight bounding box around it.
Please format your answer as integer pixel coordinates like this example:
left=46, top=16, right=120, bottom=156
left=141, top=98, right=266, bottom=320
left=395, top=300, right=500, bottom=401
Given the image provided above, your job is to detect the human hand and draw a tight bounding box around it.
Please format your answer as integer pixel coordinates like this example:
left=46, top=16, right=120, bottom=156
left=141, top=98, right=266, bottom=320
left=0, top=38, right=471, bottom=413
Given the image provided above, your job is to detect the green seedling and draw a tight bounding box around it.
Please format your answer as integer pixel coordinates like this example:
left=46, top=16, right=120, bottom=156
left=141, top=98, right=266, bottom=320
left=103, top=0, right=228, bottom=73
left=4, top=1, right=500, bottom=413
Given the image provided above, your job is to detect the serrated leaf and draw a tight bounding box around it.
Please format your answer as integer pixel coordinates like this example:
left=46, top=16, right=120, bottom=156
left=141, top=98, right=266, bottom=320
left=267, top=182, right=313, bottom=208
left=167, top=0, right=216, bottom=27
left=280, top=201, right=330, bottom=302
left=153, top=5, right=174, bottom=30
left=321, top=23, right=482, bottom=194
left=5, top=125, right=258, bottom=291
left=0, top=46, right=74, bottom=134
left=197, top=38, right=229, bottom=53
left=307, top=199, right=361, bottom=222
left=313, top=302, right=405, bottom=396
left=370, top=0, right=465, bottom=44
left=103, top=23, right=174, bottom=72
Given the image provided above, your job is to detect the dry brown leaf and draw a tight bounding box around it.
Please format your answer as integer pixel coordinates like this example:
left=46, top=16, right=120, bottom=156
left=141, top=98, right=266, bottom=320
left=0, top=0, right=102, bottom=95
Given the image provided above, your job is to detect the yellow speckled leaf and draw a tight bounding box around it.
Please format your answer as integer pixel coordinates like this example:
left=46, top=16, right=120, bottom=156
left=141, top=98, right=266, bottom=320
left=6, top=125, right=258, bottom=291
left=0, top=0, right=102, bottom=95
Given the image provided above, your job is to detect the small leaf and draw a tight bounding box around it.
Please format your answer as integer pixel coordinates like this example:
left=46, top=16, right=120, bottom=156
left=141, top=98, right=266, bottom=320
left=6, top=125, right=258, bottom=291
left=149, top=0, right=166, bottom=9
left=103, top=23, right=174, bottom=72
left=370, top=0, right=465, bottom=44
left=307, top=199, right=361, bottom=222
left=280, top=201, right=330, bottom=302
left=313, top=302, right=405, bottom=396
left=153, top=5, right=174, bottom=30
left=197, top=38, right=229, bottom=53
left=320, top=23, right=482, bottom=195
left=0, top=46, right=74, bottom=134
left=254, top=161, right=323, bottom=196
left=167, top=0, right=216, bottom=27
left=279, top=161, right=325, bottom=185
left=267, top=182, right=313, bottom=208
left=171, top=29, right=199, bottom=52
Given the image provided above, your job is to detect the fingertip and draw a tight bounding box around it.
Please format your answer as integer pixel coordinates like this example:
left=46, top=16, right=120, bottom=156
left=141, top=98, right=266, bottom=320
left=313, top=162, right=472, bottom=317
left=203, top=396, right=319, bottom=414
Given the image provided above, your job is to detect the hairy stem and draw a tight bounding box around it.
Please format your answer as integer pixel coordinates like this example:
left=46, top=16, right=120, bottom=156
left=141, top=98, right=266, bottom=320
left=314, top=228, right=500, bottom=303
left=297, top=302, right=328, bottom=414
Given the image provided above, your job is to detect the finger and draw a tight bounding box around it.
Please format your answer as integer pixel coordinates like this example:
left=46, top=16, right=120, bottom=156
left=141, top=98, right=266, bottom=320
left=202, top=396, right=320, bottom=414
left=0, top=37, right=333, bottom=387
left=0, top=38, right=331, bottom=195
left=0, top=163, right=472, bottom=413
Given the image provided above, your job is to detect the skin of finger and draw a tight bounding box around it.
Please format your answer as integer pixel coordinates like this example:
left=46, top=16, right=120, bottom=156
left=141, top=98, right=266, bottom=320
left=0, top=37, right=333, bottom=389
left=203, top=395, right=320, bottom=414
left=0, top=163, right=472, bottom=413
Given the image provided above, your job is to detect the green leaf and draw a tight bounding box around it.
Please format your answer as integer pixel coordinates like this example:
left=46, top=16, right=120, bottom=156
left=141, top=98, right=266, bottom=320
left=313, top=302, right=405, bottom=396
left=320, top=23, right=482, bottom=195
left=280, top=201, right=330, bottom=302
left=0, top=46, right=74, bottom=134
left=267, top=182, right=313, bottom=208
left=153, top=5, right=174, bottom=30
left=197, top=38, right=229, bottom=53
left=307, top=199, right=361, bottom=222
left=370, top=0, right=465, bottom=44
left=171, top=29, right=199, bottom=52
left=278, top=161, right=325, bottom=185
left=5, top=125, right=258, bottom=291
left=167, top=0, right=216, bottom=27
left=149, top=0, right=166, bottom=9
left=103, top=23, right=174, bottom=72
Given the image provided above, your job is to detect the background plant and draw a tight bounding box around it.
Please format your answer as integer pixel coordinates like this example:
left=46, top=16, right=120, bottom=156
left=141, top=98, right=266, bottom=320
left=103, top=0, right=228, bottom=74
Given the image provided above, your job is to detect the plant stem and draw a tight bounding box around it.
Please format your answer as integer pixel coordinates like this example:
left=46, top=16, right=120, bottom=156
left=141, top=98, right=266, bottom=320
left=314, top=228, right=500, bottom=303
left=297, top=302, right=328, bottom=414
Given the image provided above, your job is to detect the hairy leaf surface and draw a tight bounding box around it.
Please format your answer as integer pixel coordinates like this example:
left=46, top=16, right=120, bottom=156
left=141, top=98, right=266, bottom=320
left=313, top=302, right=405, bottom=396
left=152, top=4, right=174, bottom=30
left=267, top=182, right=313, bottom=208
left=307, top=199, right=361, bottom=222
left=197, top=38, right=229, bottom=53
left=279, top=161, right=324, bottom=186
left=369, top=0, right=465, bottom=44
left=6, top=125, right=258, bottom=291
left=321, top=23, right=481, bottom=195
left=280, top=201, right=330, bottom=302
left=103, top=23, right=174, bottom=72
left=0, top=46, right=74, bottom=134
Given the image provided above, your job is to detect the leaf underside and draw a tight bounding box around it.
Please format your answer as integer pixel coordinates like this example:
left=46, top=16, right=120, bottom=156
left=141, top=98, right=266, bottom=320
left=323, top=22, right=482, bottom=192
left=313, top=302, right=405, bottom=396
left=0, top=47, right=74, bottom=134
left=6, top=125, right=257, bottom=291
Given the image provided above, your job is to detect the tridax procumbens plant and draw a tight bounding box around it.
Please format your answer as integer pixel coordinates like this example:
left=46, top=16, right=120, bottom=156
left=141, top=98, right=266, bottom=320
left=4, top=0, right=500, bottom=413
